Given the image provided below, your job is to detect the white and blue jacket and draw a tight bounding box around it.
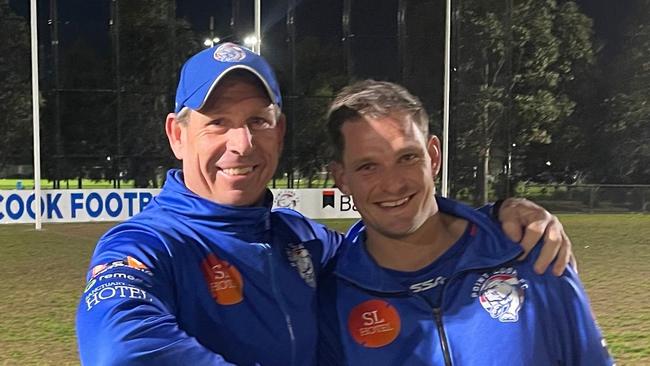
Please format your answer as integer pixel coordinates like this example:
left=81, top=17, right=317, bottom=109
left=318, top=197, right=614, bottom=366
left=76, top=170, right=342, bottom=366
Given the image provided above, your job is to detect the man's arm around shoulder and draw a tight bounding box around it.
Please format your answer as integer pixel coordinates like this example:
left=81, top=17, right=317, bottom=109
left=523, top=246, right=614, bottom=366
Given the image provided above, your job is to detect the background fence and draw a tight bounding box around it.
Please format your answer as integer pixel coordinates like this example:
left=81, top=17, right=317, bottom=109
left=518, top=183, right=650, bottom=213
left=1, top=0, right=648, bottom=204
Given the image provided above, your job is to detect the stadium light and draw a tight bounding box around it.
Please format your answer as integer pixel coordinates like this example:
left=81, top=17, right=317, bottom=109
left=244, top=35, right=258, bottom=49
left=203, top=37, right=221, bottom=48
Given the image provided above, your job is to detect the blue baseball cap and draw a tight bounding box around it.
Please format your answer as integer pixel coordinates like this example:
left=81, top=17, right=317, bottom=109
left=174, top=42, right=282, bottom=114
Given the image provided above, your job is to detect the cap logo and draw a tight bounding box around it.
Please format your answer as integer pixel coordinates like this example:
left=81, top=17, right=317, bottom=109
left=213, top=43, right=247, bottom=62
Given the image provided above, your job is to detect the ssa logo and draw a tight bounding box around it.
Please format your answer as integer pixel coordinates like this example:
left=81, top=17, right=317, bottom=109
left=410, top=276, right=446, bottom=293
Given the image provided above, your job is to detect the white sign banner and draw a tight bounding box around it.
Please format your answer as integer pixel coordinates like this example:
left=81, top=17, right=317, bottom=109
left=0, top=190, right=159, bottom=224
left=0, top=189, right=360, bottom=224
left=270, top=189, right=361, bottom=219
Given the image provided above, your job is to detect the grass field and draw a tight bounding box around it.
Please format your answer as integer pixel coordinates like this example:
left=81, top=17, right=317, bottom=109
left=0, top=215, right=649, bottom=365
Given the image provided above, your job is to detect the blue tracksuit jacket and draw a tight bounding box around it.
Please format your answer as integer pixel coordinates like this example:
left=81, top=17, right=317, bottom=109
left=76, top=169, right=342, bottom=366
left=318, top=197, right=614, bottom=366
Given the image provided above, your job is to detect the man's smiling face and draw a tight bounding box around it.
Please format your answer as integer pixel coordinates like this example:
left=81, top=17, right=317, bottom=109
left=332, top=112, right=440, bottom=239
left=168, top=73, right=285, bottom=206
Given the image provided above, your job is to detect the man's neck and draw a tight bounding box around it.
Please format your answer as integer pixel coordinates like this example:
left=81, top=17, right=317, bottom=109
left=365, top=213, right=468, bottom=272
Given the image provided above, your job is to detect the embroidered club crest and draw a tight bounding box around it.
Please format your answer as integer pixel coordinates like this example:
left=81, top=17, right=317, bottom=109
left=286, top=243, right=316, bottom=288
left=213, top=43, right=247, bottom=62
left=472, top=268, right=527, bottom=322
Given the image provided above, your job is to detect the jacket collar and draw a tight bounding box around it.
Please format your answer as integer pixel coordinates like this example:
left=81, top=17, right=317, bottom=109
left=334, top=196, right=523, bottom=293
left=145, top=169, right=273, bottom=237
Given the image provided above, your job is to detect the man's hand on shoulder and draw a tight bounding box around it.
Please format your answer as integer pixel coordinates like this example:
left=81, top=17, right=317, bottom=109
left=497, top=198, right=577, bottom=276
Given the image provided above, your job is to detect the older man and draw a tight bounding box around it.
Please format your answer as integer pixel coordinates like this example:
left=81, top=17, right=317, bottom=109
left=318, top=80, right=613, bottom=365
left=76, top=43, right=573, bottom=366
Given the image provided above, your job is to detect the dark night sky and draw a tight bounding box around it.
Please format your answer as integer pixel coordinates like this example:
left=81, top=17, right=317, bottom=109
left=179, top=0, right=638, bottom=59
left=574, top=0, right=636, bottom=59
left=7, top=0, right=640, bottom=67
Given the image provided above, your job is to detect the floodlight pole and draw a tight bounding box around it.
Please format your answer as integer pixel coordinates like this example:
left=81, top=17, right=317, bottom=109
left=254, top=0, right=261, bottom=54
left=441, top=0, right=451, bottom=197
left=30, top=0, right=42, bottom=230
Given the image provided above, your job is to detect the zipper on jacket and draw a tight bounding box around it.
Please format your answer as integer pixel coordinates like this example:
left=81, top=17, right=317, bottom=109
left=428, top=255, right=523, bottom=366
left=341, top=249, right=524, bottom=366
left=433, top=307, right=453, bottom=366
left=264, top=246, right=297, bottom=366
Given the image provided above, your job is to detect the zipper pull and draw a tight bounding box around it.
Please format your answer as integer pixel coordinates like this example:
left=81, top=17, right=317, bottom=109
left=433, top=307, right=453, bottom=366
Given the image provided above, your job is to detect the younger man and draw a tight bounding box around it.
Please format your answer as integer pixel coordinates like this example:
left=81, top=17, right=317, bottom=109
left=319, top=80, right=613, bottom=365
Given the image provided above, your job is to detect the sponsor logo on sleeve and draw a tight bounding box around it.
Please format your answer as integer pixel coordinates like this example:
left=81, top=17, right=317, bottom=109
left=471, top=267, right=528, bottom=323
left=84, top=281, right=152, bottom=311
left=90, top=256, right=152, bottom=279
left=201, top=254, right=244, bottom=305
left=126, top=256, right=149, bottom=271
left=91, top=264, right=107, bottom=278
left=286, top=243, right=316, bottom=288
left=348, top=299, right=401, bottom=348
left=83, top=278, right=97, bottom=293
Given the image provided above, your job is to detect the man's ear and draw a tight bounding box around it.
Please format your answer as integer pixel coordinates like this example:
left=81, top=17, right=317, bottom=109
left=329, top=161, right=351, bottom=195
left=165, top=113, right=185, bottom=160
left=276, top=113, right=287, bottom=151
left=427, top=135, right=442, bottom=177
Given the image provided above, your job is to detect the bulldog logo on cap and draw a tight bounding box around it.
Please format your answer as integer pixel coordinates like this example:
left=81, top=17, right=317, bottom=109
left=213, top=43, right=247, bottom=62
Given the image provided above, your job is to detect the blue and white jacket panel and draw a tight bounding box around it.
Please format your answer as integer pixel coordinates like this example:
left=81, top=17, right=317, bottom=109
left=318, top=197, right=613, bottom=366
left=76, top=169, right=342, bottom=366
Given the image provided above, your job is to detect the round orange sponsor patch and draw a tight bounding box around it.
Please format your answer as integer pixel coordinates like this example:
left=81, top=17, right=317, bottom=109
left=348, top=299, right=401, bottom=348
left=200, top=254, right=244, bottom=305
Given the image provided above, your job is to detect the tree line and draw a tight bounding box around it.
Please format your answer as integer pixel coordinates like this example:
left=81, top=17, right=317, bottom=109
left=1, top=0, right=648, bottom=201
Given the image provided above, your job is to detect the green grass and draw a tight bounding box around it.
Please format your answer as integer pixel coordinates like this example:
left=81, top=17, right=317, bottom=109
left=561, top=214, right=650, bottom=364
left=0, top=215, right=649, bottom=365
left=0, top=223, right=115, bottom=365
